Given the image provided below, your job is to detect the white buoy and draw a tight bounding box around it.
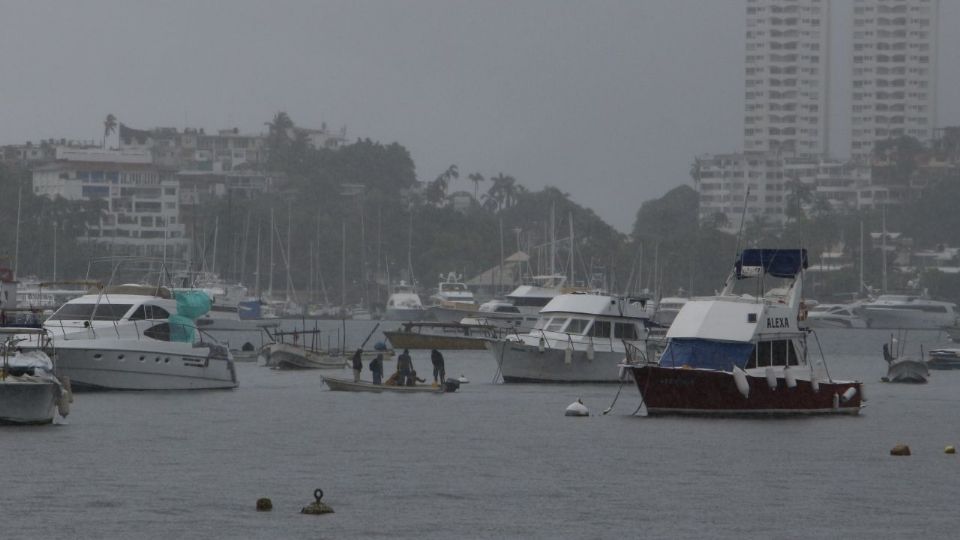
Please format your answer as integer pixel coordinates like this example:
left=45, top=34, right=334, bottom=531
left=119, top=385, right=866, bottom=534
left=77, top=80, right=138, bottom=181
left=457, top=374, right=469, bottom=384
left=538, top=337, right=546, bottom=353
left=783, top=366, right=797, bottom=389
left=564, top=344, right=573, bottom=365
left=765, top=367, right=777, bottom=390
left=732, top=367, right=750, bottom=398
left=586, top=340, right=595, bottom=361
left=565, top=399, right=589, bottom=417
left=841, top=386, right=857, bottom=402
left=811, top=377, right=820, bottom=393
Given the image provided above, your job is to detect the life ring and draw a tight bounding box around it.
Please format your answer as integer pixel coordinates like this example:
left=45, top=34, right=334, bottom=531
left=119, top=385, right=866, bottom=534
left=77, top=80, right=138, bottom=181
left=313, top=488, right=324, bottom=502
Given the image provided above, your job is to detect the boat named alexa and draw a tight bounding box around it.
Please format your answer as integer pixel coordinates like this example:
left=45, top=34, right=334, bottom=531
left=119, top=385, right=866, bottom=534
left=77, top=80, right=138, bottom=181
left=623, top=248, right=864, bottom=416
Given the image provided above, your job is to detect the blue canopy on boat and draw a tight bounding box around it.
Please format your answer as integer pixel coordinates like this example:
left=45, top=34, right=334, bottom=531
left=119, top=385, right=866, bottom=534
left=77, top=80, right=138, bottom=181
left=658, top=338, right=755, bottom=371
left=736, top=249, right=807, bottom=279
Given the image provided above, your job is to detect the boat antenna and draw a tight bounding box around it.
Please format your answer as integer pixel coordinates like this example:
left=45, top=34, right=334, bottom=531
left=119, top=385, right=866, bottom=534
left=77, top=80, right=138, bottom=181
left=732, top=186, right=751, bottom=266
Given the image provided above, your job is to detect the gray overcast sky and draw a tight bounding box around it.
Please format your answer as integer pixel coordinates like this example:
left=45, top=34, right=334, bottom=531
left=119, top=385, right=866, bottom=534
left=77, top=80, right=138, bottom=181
left=1, top=1, right=957, bottom=231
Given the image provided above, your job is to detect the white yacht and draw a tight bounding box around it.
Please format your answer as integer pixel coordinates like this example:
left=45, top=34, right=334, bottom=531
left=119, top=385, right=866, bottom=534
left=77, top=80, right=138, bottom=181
left=857, top=294, right=958, bottom=329
left=653, top=297, right=688, bottom=327
left=428, top=272, right=478, bottom=323
left=383, top=281, right=427, bottom=321
left=485, top=293, right=655, bottom=383
left=41, top=285, right=237, bottom=391
left=503, top=274, right=571, bottom=329
left=804, top=303, right=868, bottom=329
left=461, top=299, right=524, bottom=330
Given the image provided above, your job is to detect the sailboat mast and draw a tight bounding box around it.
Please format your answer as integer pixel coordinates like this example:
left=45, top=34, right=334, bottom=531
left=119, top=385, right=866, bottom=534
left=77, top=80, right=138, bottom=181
left=568, top=211, right=574, bottom=286
left=268, top=208, right=274, bottom=298
left=286, top=200, right=292, bottom=302
left=211, top=216, right=219, bottom=276
left=498, top=217, right=504, bottom=296
left=859, top=219, right=864, bottom=297
left=341, top=221, right=346, bottom=310
left=881, top=204, right=888, bottom=293
left=549, top=204, right=556, bottom=278
left=255, top=221, right=261, bottom=297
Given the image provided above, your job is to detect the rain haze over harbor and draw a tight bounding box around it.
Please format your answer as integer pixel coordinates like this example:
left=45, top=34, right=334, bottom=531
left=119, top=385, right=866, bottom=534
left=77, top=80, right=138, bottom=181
left=3, top=1, right=960, bottom=538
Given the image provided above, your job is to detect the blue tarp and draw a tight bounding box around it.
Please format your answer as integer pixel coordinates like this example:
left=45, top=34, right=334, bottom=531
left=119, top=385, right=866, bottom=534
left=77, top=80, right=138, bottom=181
left=658, top=338, right=755, bottom=371
left=736, top=249, right=808, bottom=279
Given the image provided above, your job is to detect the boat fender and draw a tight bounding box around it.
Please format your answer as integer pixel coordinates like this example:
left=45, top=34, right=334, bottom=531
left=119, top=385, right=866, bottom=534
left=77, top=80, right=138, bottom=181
left=765, top=367, right=777, bottom=390
left=301, top=488, right=334, bottom=515
left=564, top=345, right=573, bottom=365
left=832, top=393, right=839, bottom=409
left=538, top=337, right=546, bottom=354
left=586, top=340, right=595, bottom=361
left=810, top=377, right=820, bottom=393
left=565, top=398, right=589, bottom=417
left=56, top=376, right=72, bottom=417
left=618, top=365, right=627, bottom=381
left=783, top=366, right=797, bottom=389
left=859, top=382, right=867, bottom=402
left=841, top=386, right=857, bottom=402
left=457, top=374, right=470, bottom=384
left=732, top=367, right=749, bottom=399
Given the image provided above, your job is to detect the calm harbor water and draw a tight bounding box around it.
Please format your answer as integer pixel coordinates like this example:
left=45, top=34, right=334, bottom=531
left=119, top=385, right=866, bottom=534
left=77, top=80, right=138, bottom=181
left=3, top=322, right=960, bottom=539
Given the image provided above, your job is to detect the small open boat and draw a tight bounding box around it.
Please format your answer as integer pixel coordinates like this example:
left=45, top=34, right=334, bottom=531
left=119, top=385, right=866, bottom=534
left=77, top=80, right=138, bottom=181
left=263, top=343, right=347, bottom=370
left=881, top=340, right=929, bottom=383
left=321, top=375, right=458, bottom=393
left=384, top=321, right=502, bottom=350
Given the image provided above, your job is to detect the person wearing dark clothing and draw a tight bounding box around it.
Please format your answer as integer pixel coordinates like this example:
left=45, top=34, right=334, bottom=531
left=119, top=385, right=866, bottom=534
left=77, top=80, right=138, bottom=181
left=430, top=349, right=445, bottom=384
left=370, top=353, right=384, bottom=385
left=397, top=349, right=413, bottom=386
left=351, top=348, right=363, bottom=383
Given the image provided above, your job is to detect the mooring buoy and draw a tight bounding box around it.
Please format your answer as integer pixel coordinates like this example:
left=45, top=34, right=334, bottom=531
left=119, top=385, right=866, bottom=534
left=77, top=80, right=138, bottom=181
left=301, top=488, right=334, bottom=515
left=890, top=443, right=911, bottom=456
left=256, top=498, right=273, bottom=511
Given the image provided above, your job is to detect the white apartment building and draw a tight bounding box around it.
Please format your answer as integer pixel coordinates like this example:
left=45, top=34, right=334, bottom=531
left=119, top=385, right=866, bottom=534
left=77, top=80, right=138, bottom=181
left=695, top=152, right=788, bottom=231
left=744, top=0, right=830, bottom=157
left=31, top=148, right=189, bottom=258
left=851, top=0, right=939, bottom=162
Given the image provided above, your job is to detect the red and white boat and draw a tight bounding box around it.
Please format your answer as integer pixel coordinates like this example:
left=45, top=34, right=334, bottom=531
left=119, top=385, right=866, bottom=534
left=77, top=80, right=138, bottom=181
left=623, top=249, right=863, bottom=416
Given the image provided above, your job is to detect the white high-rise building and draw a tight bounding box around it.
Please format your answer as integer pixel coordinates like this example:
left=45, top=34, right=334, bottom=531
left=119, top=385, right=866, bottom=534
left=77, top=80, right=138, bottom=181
left=744, top=0, right=830, bottom=158
left=851, top=0, right=939, bottom=163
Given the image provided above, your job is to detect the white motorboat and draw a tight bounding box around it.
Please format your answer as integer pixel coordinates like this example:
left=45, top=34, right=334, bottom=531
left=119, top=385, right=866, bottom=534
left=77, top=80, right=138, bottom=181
left=461, top=300, right=525, bottom=330
left=503, top=274, right=573, bottom=330
left=261, top=342, right=346, bottom=370
left=857, top=294, right=958, bottom=330
left=383, top=281, right=427, bottom=321
left=1, top=330, right=71, bottom=425
left=804, top=303, right=868, bottom=329
left=427, top=272, right=478, bottom=322
left=881, top=341, right=929, bottom=383
left=624, top=248, right=864, bottom=416
left=41, top=286, right=237, bottom=391
left=486, top=293, right=655, bottom=383
left=926, top=348, right=960, bottom=370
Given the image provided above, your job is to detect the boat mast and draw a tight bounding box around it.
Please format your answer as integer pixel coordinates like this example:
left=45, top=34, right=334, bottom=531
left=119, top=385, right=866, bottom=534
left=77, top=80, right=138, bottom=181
left=569, top=211, right=574, bottom=287
left=341, top=221, right=346, bottom=311
left=549, top=203, right=556, bottom=278
left=286, top=200, right=292, bottom=303
left=498, top=217, right=504, bottom=296
left=881, top=204, right=887, bottom=294
left=255, top=220, right=261, bottom=297
left=14, top=185, right=21, bottom=278
left=211, top=216, right=219, bottom=276
left=859, top=219, right=864, bottom=297
left=268, top=208, right=275, bottom=299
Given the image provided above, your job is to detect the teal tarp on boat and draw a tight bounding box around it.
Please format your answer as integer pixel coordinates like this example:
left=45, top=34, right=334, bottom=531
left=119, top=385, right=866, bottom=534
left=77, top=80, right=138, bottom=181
left=169, top=291, right=212, bottom=342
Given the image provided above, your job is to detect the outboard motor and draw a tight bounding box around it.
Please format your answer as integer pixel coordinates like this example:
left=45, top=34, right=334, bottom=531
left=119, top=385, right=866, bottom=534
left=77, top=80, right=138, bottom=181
left=443, top=378, right=461, bottom=393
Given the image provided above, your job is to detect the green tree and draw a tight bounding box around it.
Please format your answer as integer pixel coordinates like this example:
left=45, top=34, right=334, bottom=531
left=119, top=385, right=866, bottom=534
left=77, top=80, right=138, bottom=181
left=102, top=113, right=117, bottom=149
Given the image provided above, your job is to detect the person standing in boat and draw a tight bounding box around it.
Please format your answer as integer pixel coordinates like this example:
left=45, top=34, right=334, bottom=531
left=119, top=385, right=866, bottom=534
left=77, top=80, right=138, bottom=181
left=370, top=353, right=384, bottom=385
left=430, top=349, right=445, bottom=385
left=351, top=348, right=363, bottom=383
left=397, top=348, right=413, bottom=386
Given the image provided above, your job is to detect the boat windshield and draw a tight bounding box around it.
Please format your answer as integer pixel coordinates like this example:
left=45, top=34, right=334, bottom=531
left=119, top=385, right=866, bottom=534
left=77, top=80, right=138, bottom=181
left=565, top=318, right=591, bottom=334
left=659, top=338, right=755, bottom=371
left=545, top=318, right=568, bottom=332
left=441, top=283, right=468, bottom=292
left=48, top=303, right=134, bottom=321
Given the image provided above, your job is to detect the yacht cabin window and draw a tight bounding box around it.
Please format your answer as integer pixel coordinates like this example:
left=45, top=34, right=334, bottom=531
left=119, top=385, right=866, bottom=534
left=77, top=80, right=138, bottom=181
left=564, top=318, right=591, bottom=334
left=545, top=317, right=568, bottom=332
left=48, top=303, right=134, bottom=321
left=144, top=323, right=172, bottom=341
left=614, top=322, right=639, bottom=340
left=129, top=305, right=171, bottom=321
left=589, top=321, right=611, bottom=338
left=534, top=317, right=550, bottom=330
left=744, top=339, right=799, bottom=368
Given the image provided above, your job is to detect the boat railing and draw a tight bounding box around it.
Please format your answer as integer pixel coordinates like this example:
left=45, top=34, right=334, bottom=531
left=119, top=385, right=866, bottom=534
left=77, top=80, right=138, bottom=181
left=623, top=341, right=655, bottom=365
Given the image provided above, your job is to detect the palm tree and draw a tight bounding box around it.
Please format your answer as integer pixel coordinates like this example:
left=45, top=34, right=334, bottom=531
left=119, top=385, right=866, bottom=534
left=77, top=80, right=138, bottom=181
left=425, top=165, right=458, bottom=205
left=102, top=114, right=117, bottom=149
left=467, top=172, right=485, bottom=202
left=486, top=173, right=519, bottom=211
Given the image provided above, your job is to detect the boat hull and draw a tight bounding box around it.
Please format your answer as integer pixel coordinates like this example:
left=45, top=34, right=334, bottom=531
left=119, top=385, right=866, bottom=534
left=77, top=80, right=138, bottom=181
left=54, top=342, right=237, bottom=391
left=884, top=359, right=929, bottom=383
left=0, top=381, right=59, bottom=424
left=384, top=331, right=489, bottom=350
left=487, top=339, right=628, bottom=383
left=382, top=308, right=431, bottom=322
left=628, top=365, right=863, bottom=416
left=266, top=343, right=346, bottom=370
left=321, top=376, right=443, bottom=393
left=860, top=308, right=955, bottom=330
